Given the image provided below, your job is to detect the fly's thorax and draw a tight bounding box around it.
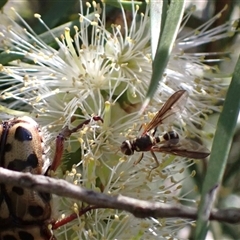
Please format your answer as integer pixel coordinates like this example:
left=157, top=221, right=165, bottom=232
left=134, top=134, right=155, bottom=152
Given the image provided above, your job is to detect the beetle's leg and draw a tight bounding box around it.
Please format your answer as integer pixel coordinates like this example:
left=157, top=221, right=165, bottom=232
left=134, top=152, right=144, bottom=165
left=51, top=205, right=99, bottom=230
left=50, top=133, right=65, bottom=172
left=62, top=116, right=103, bottom=138
left=50, top=116, right=103, bottom=171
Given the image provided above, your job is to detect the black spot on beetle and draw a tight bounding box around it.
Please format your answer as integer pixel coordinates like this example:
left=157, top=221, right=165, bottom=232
left=14, top=126, right=32, bottom=142
left=5, top=143, right=12, bottom=152
left=26, top=154, right=38, bottom=168
left=7, top=159, right=26, bottom=172
left=12, top=186, right=24, bottom=196
left=2, top=235, right=18, bottom=240
left=28, top=205, right=44, bottom=217
left=8, top=154, right=39, bottom=171
left=18, top=231, right=34, bottom=240
left=39, top=192, right=51, bottom=202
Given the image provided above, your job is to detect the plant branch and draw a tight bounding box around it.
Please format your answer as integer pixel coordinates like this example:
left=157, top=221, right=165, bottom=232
left=0, top=167, right=239, bottom=224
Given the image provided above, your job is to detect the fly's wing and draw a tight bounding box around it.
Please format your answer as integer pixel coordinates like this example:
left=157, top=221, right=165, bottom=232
left=152, top=139, right=210, bottom=159
left=142, top=90, right=188, bottom=135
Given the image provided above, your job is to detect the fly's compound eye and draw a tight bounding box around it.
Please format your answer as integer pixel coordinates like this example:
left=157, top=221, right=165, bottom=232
left=163, top=131, right=179, bottom=145
left=120, top=140, right=134, bottom=155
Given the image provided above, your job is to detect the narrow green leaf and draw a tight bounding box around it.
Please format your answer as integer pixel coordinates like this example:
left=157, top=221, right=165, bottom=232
left=195, top=55, right=240, bottom=240
left=0, top=105, right=30, bottom=116
left=0, top=0, right=7, bottom=10
left=37, top=19, right=81, bottom=44
left=0, top=52, right=23, bottom=65
left=33, top=0, right=77, bottom=34
left=150, top=1, right=164, bottom=58
left=141, top=0, right=185, bottom=112
left=105, top=0, right=145, bottom=11
left=159, top=1, right=168, bottom=42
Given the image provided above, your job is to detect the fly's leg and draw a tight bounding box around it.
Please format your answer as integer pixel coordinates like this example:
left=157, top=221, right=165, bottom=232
left=134, top=152, right=144, bottom=165
left=50, top=116, right=103, bottom=171
left=149, top=150, right=159, bottom=175
left=134, top=151, right=159, bottom=168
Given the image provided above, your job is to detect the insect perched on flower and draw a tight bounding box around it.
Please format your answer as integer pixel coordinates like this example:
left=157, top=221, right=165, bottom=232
left=0, top=116, right=102, bottom=239
left=120, top=90, right=210, bottom=171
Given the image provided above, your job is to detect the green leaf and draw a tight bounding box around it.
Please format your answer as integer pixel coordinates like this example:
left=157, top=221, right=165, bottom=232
left=150, top=1, right=164, bottom=59
left=32, top=0, right=77, bottom=34
left=37, top=19, right=81, bottom=45
left=105, top=0, right=146, bottom=11
left=0, top=52, right=23, bottom=65
left=194, top=55, right=240, bottom=240
left=0, top=105, right=30, bottom=116
left=0, top=0, right=7, bottom=10
left=141, top=0, right=185, bottom=111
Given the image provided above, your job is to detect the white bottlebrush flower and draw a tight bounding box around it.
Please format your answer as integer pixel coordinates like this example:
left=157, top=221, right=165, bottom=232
left=0, top=1, right=237, bottom=239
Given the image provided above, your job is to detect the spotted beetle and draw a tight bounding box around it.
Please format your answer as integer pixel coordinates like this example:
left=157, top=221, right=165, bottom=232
left=0, top=116, right=102, bottom=240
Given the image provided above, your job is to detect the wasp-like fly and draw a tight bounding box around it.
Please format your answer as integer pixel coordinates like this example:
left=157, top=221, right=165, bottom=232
left=120, top=90, right=210, bottom=170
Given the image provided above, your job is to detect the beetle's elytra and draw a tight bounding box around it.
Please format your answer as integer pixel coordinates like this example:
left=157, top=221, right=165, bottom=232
left=0, top=115, right=102, bottom=240
left=0, top=116, right=53, bottom=239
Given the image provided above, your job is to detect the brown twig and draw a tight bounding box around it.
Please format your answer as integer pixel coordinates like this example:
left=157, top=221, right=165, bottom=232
left=0, top=167, right=239, bottom=224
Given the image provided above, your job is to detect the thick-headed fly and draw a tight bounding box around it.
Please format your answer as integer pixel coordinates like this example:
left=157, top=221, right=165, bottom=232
left=120, top=90, right=210, bottom=171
